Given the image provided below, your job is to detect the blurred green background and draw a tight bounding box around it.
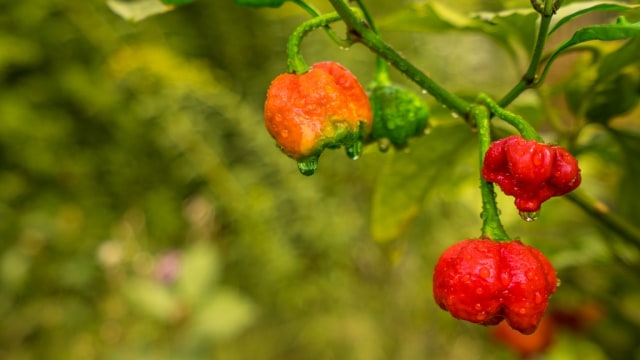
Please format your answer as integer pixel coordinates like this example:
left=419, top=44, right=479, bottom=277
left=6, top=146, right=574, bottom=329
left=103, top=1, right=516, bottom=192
left=1, top=0, right=640, bottom=359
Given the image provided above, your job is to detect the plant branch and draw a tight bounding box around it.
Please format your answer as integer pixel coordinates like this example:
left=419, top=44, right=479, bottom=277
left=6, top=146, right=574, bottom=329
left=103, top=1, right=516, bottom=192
left=478, top=93, right=543, bottom=142
left=498, top=6, right=554, bottom=107
left=566, top=190, right=640, bottom=249
left=353, top=0, right=391, bottom=86
left=292, top=0, right=352, bottom=48
left=473, top=105, right=510, bottom=240
left=286, top=11, right=350, bottom=73
left=327, top=0, right=470, bottom=116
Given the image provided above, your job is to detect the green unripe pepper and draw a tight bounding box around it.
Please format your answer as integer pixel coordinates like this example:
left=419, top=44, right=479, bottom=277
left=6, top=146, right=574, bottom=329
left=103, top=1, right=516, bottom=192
left=369, top=84, right=430, bottom=151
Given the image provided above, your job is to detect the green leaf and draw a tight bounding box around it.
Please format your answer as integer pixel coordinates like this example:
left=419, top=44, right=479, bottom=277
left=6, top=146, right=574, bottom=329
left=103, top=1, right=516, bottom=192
left=107, top=0, right=173, bottom=22
left=596, top=36, right=640, bottom=82
left=124, top=279, right=180, bottom=322
left=550, top=2, right=640, bottom=35
left=585, top=69, right=639, bottom=123
left=613, top=130, right=640, bottom=221
left=188, top=289, right=256, bottom=341
left=473, top=8, right=540, bottom=54
left=371, top=124, right=475, bottom=242
left=563, top=37, right=640, bottom=122
left=378, top=2, right=488, bottom=32
left=541, top=19, right=640, bottom=84
left=176, top=242, right=220, bottom=306
left=161, top=0, right=195, bottom=4
left=233, top=0, right=287, bottom=8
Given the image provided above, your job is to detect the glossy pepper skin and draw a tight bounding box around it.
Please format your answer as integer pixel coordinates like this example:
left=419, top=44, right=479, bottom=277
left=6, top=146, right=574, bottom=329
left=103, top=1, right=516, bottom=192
left=264, top=61, right=372, bottom=161
left=482, top=136, right=581, bottom=213
left=433, top=239, right=557, bottom=334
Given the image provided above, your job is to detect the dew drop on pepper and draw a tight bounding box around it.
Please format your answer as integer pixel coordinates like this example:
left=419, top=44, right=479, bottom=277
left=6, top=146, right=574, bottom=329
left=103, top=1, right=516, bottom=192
left=297, top=156, right=319, bottom=176
left=345, top=140, right=363, bottom=160
left=519, top=210, right=540, bottom=222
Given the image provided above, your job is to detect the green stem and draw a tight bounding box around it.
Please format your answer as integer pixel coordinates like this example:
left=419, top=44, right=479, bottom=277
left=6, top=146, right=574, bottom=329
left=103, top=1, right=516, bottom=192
left=473, top=105, right=510, bottom=240
left=286, top=12, right=348, bottom=73
left=328, top=0, right=470, bottom=116
left=478, top=93, right=543, bottom=142
left=498, top=6, right=553, bottom=107
left=353, top=0, right=391, bottom=86
left=292, top=0, right=352, bottom=48
left=566, top=190, right=640, bottom=249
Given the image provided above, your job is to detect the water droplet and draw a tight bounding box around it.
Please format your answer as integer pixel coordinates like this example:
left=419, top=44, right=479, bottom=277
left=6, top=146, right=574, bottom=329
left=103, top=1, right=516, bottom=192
left=479, top=267, right=490, bottom=279
left=461, top=274, right=471, bottom=283
left=450, top=112, right=460, bottom=119
left=526, top=270, right=536, bottom=280
left=519, top=210, right=540, bottom=222
left=519, top=308, right=527, bottom=314
left=500, top=271, right=512, bottom=286
left=345, top=140, right=363, bottom=160
left=297, top=156, right=318, bottom=176
left=377, top=138, right=391, bottom=153
left=280, top=129, right=289, bottom=138
left=475, top=287, right=484, bottom=295
left=556, top=278, right=562, bottom=287
left=476, top=312, right=487, bottom=321
left=534, top=291, right=543, bottom=304
left=423, top=127, right=432, bottom=135
left=421, top=89, right=428, bottom=95
left=474, top=303, right=482, bottom=311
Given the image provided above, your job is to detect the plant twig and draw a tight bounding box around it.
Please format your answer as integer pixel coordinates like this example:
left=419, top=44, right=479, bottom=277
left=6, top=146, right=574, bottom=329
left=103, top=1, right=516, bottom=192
left=473, top=104, right=510, bottom=240
left=498, top=3, right=554, bottom=107
left=478, top=93, right=543, bottom=141
left=286, top=11, right=350, bottom=73
left=566, top=190, right=640, bottom=249
left=327, top=0, right=470, bottom=116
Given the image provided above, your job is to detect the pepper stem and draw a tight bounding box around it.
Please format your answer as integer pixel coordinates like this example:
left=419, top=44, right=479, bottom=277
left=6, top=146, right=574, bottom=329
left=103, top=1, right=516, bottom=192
left=286, top=12, right=353, bottom=74
left=478, top=93, right=543, bottom=142
left=472, top=104, right=510, bottom=240
left=291, top=0, right=353, bottom=48
left=352, top=0, right=391, bottom=87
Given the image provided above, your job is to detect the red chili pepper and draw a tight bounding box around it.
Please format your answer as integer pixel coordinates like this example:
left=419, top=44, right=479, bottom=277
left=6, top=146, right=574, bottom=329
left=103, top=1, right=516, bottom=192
left=433, top=238, right=557, bottom=334
left=264, top=61, right=372, bottom=173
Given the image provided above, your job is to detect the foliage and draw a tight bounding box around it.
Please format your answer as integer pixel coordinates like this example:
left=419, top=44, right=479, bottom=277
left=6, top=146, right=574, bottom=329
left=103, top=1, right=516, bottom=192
left=0, top=0, right=639, bottom=359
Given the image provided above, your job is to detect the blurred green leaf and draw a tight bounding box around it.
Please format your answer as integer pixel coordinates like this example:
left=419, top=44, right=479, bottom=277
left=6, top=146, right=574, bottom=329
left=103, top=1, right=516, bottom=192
left=378, top=2, right=489, bottom=32
left=371, top=124, right=475, bottom=242
left=176, top=242, right=220, bottom=305
left=189, top=289, right=256, bottom=341
left=233, top=0, right=287, bottom=8
left=125, top=279, right=180, bottom=322
left=161, top=0, right=195, bottom=4
left=542, top=19, right=640, bottom=82
left=473, top=8, right=539, bottom=54
left=107, top=0, right=173, bottom=22
left=596, top=36, right=640, bottom=82
left=613, top=130, right=640, bottom=220
left=585, top=69, right=639, bottom=123
left=550, top=1, right=640, bottom=35
left=563, top=37, right=640, bottom=122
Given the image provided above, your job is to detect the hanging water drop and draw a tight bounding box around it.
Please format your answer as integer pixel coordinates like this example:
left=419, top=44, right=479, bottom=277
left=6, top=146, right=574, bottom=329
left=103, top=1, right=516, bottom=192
left=450, top=112, right=460, bottom=119
left=519, top=210, right=540, bottom=222
left=297, top=156, right=318, bottom=176
left=377, top=138, right=391, bottom=153
left=421, top=89, right=428, bottom=95
left=345, top=140, right=363, bottom=160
